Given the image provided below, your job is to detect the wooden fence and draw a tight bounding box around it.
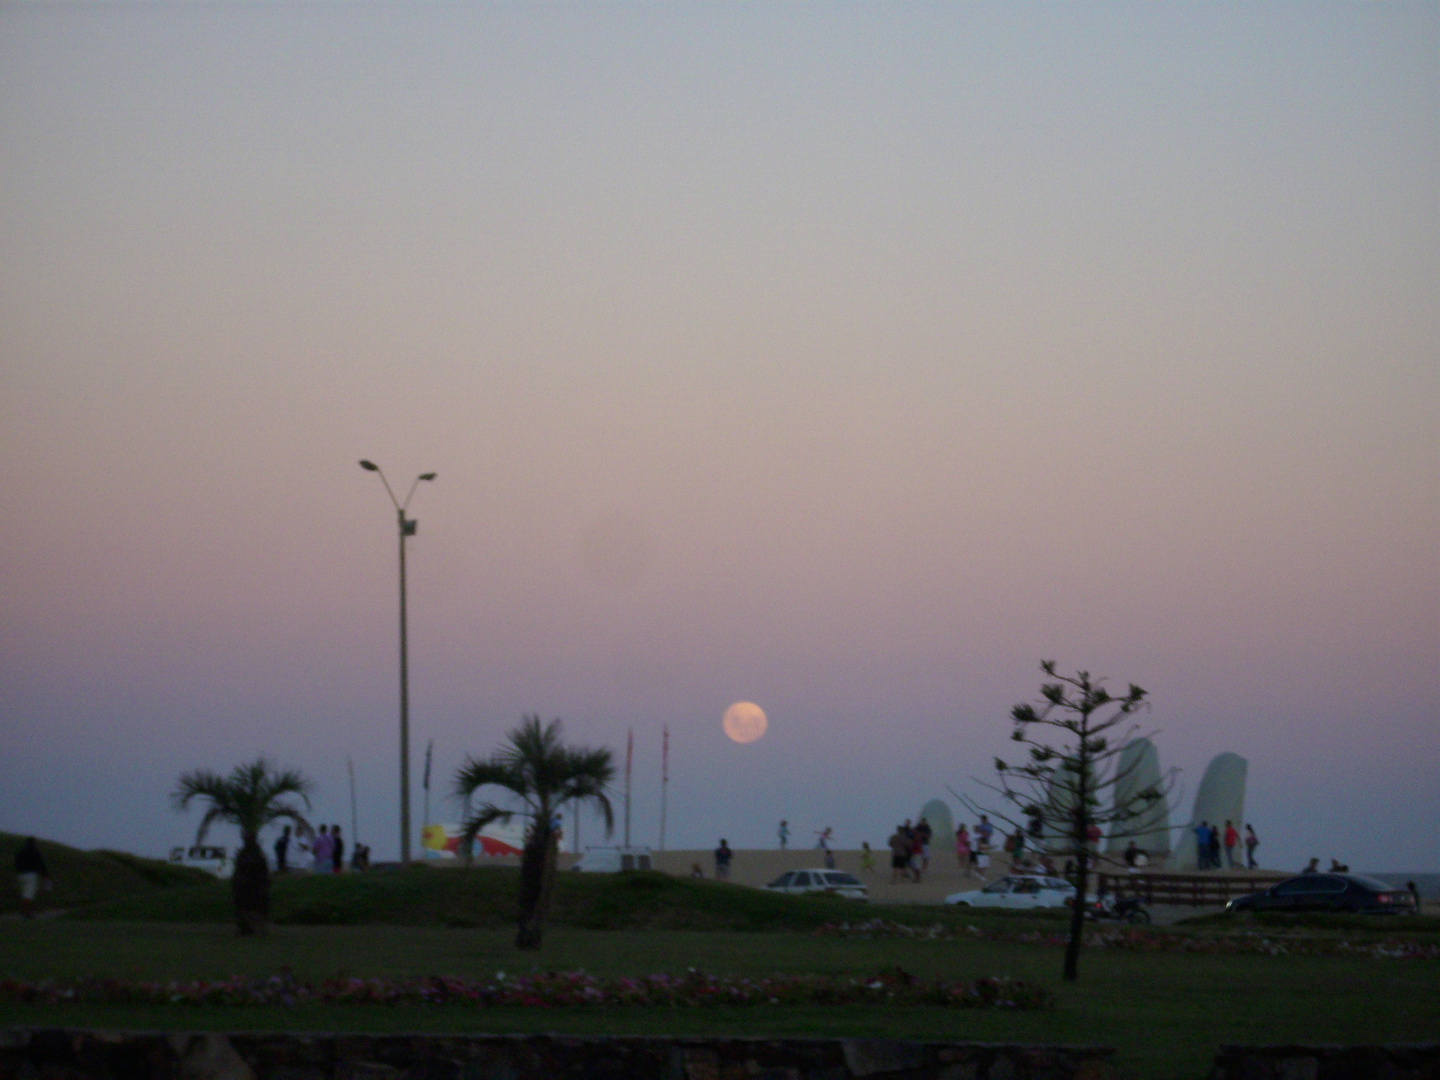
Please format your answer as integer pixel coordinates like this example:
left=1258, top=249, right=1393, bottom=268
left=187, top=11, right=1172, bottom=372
left=1095, top=871, right=1287, bottom=908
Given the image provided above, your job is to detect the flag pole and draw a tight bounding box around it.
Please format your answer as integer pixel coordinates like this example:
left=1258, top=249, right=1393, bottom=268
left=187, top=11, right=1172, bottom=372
left=624, top=727, right=633, bottom=848
left=422, top=739, right=433, bottom=860
left=348, top=757, right=359, bottom=845
left=659, top=725, right=669, bottom=851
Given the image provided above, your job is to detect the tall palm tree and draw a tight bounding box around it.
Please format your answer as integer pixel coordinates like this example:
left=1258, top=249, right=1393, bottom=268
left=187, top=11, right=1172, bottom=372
left=455, top=715, right=615, bottom=950
left=172, top=758, right=313, bottom=935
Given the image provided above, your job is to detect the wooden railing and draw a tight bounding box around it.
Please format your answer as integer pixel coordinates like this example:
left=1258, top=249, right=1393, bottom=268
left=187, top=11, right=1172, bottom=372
left=1095, top=871, right=1287, bottom=908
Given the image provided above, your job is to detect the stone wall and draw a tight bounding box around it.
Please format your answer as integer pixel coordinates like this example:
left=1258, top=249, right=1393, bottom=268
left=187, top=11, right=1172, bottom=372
left=1210, top=1043, right=1440, bottom=1079
left=0, top=1028, right=1117, bottom=1080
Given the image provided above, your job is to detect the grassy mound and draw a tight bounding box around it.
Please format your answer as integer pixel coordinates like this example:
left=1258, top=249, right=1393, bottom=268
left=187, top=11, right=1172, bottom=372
left=0, top=833, right=212, bottom=914
left=64, top=864, right=1068, bottom=933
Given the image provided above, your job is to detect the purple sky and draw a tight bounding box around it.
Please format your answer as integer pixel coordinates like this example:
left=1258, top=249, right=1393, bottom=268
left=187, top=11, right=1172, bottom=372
left=2, top=5, right=1436, bottom=873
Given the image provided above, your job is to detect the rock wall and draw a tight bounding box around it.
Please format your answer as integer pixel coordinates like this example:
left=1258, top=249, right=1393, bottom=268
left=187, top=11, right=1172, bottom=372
left=1210, top=1043, right=1440, bottom=1079
left=0, top=1028, right=1117, bottom=1079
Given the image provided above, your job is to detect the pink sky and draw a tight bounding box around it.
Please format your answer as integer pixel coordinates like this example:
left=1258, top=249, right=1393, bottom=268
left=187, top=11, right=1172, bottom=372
left=1, top=5, right=1436, bottom=871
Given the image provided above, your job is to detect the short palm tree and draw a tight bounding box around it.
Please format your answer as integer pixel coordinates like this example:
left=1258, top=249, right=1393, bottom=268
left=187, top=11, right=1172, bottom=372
left=171, top=758, right=313, bottom=935
left=455, top=715, right=615, bottom=950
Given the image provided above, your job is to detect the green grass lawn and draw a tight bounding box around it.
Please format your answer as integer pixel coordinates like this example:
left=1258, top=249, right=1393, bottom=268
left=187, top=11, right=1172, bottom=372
left=4, top=864, right=1438, bottom=1079
left=3, top=920, right=1437, bottom=1079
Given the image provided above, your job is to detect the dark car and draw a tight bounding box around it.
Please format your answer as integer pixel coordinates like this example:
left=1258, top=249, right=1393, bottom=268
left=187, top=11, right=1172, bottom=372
left=1226, top=873, right=1417, bottom=915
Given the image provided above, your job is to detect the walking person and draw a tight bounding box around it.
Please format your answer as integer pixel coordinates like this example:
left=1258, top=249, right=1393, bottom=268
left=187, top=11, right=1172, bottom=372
left=713, top=839, right=733, bottom=881
left=274, top=825, right=292, bottom=873
left=888, top=825, right=910, bottom=885
left=14, top=837, right=51, bottom=919
left=916, top=818, right=933, bottom=873
left=330, top=825, right=345, bottom=874
left=909, top=826, right=925, bottom=883
left=955, top=824, right=973, bottom=874
left=1244, top=824, right=1260, bottom=869
left=859, top=841, right=875, bottom=875
left=777, top=820, right=789, bottom=850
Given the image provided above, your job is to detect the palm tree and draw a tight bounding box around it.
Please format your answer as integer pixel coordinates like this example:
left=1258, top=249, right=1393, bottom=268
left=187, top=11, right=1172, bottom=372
left=455, top=715, right=615, bottom=950
left=171, top=758, right=313, bottom=935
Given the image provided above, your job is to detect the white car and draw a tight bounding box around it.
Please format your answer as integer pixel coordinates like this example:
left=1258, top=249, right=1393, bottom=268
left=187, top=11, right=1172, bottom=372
left=944, top=874, right=1075, bottom=909
left=572, top=846, right=653, bottom=872
left=764, top=869, right=868, bottom=900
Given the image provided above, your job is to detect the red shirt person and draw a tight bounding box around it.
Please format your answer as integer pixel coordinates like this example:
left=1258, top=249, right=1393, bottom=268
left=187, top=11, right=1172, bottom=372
left=1223, top=821, right=1240, bottom=868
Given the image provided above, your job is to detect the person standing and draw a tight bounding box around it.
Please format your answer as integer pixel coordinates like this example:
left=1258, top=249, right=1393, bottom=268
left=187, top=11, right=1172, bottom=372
left=1193, top=822, right=1211, bottom=870
left=274, top=825, right=292, bottom=872
left=777, top=820, right=789, bottom=850
left=713, top=839, right=732, bottom=880
left=888, top=825, right=910, bottom=885
left=1223, top=821, right=1240, bottom=869
left=974, top=815, right=994, bottom=853
left=14, top=837, right=50, bottom=919
left=1244, top=824, right=1260, bottom=869
left=955, top=824, right=972, bottom=873
left=311, top=825, right=332, bottom=873
left=330, top=825, right=345, bottom=874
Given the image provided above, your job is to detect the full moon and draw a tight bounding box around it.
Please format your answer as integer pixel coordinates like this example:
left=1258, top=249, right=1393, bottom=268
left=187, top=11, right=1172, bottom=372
left=722, top=701, right=768, bottom=744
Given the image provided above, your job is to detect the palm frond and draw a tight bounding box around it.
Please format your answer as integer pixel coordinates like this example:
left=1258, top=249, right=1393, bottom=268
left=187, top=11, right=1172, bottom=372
left=456, top=715, right=616, bottom=839
left=173, top=758, right=315, bottom=842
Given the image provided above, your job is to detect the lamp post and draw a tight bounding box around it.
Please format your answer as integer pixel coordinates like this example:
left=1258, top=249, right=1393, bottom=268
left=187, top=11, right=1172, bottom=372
left=359, top=460, right=437, bottom=865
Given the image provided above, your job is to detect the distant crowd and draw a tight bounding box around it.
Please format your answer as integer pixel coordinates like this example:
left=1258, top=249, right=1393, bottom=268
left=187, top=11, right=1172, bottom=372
left=272, top=824, right=371, bottom=874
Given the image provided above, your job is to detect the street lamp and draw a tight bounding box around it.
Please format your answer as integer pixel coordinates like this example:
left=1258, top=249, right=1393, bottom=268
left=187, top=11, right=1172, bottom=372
left=359, top=459, right=437, bottom=865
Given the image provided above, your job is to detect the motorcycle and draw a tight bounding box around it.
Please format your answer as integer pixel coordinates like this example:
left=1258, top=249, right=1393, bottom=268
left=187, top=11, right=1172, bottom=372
left=1081, top=893, right=1151, bottom=924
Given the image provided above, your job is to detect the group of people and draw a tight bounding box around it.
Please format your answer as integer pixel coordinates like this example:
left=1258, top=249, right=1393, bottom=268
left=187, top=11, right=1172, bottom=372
left=273, top=824, right=370, bottom=874
left=886, top=818, right=936, bottom=883
left=1301, top=857, right=1350, bottom=874
left=1192, top=820, right=1258, bottom=870
left=952, top=815, right=1005, bottom=877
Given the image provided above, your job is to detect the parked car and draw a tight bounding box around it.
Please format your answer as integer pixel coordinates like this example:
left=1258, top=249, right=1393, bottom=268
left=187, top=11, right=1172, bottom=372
left=1226, top=873, right=1418, bottom=915
left=764, top=869, right=868, bottom=900
left=572, top=846, right=653, bottom=872
left=168, top=844, right=232, bottom=879
left=944, top=874, right=1075, bottom=909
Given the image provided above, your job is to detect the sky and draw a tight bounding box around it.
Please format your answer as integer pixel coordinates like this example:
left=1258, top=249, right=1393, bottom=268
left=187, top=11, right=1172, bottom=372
left=2, top=4, right=1436, bottom=874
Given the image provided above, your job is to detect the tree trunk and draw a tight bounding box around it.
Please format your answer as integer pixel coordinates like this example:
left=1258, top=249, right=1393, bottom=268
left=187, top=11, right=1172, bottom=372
left=514, top=821, right=557, bottom=951
left=231, top=833, right=270, bottom=936
left=1064, top=842, right=1088, bottom=981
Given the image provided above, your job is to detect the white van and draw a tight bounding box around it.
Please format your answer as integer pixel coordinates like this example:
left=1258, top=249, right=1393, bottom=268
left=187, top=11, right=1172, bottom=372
left=169, top=844, right=233, bottom=879
left=572, top=846, right=653, bottom=872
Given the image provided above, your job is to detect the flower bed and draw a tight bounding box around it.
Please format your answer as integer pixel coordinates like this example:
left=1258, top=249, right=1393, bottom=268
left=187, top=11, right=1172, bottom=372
left=814, top=920, right=1440, bottom=959
left=0, top=968, right=1052, bottom=1011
